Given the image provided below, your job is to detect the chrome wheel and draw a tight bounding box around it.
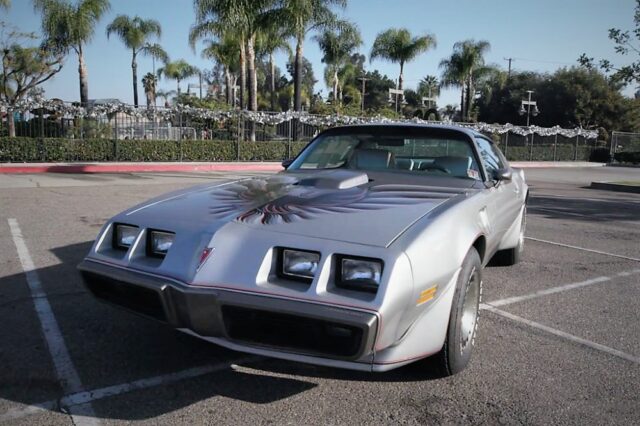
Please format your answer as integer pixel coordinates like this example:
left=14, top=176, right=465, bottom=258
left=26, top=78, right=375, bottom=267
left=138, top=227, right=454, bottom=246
left=459, top=267, right=480, bottom=354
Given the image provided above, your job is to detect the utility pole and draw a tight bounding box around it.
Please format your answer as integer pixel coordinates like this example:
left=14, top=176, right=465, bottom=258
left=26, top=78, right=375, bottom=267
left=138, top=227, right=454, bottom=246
left=504, top=57, right=514, bottom=78
left=357, top=75, right=369, bottom=113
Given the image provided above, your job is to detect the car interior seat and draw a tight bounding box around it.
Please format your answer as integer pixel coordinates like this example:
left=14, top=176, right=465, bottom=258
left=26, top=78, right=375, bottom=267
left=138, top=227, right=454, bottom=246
left=433, top=156, right=472, bottom=176
left=349, top=148, right=396, bottom=170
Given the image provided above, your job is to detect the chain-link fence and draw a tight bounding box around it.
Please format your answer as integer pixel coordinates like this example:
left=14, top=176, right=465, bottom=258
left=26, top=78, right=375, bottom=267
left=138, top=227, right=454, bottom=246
left=0, top=101, right=607, bottom=162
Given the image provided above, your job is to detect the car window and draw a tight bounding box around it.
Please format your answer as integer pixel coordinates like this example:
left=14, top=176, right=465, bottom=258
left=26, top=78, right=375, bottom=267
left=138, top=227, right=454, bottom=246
left=288, top=128, right=483, bottom=180
left=475, top=137, right=505, bottom=180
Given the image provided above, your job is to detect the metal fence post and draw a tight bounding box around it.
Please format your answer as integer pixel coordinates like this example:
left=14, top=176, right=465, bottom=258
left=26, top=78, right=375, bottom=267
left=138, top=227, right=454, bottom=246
left=574, top=135, right=579, bottom=161
left=553, top=134, right=558, bottom=161
left=504, top=132, right=509, bottom=159
left=236, top=110, right=241, bottom=161
left=529, top=133, right=534, bottom=161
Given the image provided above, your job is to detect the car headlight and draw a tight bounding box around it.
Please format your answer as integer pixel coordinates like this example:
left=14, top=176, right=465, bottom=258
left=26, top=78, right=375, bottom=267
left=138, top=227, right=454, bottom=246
left=147, top=230, right=175, bottom=257
left=113, top=224, right=139, bottom=250
left=337, top=256, right=383, bottom=293
left=278, top=248, right=320, bottom=283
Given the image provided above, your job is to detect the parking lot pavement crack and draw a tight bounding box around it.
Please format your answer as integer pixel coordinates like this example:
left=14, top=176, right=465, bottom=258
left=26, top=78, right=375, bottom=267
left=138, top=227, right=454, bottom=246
left=481, top=305, right=640, bottom=365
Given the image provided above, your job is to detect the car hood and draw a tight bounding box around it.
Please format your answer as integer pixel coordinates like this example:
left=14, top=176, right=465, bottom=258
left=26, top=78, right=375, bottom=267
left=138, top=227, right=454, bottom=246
left=120, top=169, right=476, bottom=248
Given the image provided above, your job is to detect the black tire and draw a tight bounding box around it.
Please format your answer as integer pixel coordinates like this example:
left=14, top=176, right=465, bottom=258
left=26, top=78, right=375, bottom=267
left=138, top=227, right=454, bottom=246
left=430, top=247, right=483, bottom=376
left=488, top=206, right=526, bottom=267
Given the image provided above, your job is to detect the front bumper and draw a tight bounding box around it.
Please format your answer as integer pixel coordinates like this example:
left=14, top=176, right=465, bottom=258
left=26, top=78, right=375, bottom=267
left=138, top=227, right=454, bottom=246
left=78, top=259, right=379, bottom=366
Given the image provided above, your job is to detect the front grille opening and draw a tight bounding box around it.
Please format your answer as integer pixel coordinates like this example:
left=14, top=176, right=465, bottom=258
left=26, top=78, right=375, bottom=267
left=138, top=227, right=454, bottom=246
left=84, top=273, right=167, bottom=322
left=222, top=305, right=363, bottom=358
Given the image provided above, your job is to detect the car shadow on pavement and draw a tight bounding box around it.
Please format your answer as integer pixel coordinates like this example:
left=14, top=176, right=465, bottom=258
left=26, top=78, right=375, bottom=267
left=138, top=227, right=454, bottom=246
left=528, top=195, right=640, bottom=222
left=0, top=241, right=317, bottom=422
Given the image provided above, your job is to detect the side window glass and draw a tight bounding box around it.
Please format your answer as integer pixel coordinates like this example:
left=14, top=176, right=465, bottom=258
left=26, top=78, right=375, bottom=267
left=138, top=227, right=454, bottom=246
left=475, top=137, right=504, bottom=179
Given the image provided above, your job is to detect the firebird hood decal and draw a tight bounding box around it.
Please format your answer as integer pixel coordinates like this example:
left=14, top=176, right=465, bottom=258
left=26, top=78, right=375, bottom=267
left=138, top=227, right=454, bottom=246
left=209, top=176, right=457, bottom=225
left=122, top=172, right=472, bottom=247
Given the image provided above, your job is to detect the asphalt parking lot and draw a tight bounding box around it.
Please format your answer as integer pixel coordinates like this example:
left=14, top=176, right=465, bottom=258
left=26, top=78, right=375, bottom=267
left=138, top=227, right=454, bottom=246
left=0, top=166, right=638, bottom=425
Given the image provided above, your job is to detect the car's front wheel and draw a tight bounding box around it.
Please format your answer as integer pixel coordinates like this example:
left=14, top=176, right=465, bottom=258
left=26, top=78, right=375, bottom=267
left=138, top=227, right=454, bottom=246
left=431, top=247, right=482, bottom=376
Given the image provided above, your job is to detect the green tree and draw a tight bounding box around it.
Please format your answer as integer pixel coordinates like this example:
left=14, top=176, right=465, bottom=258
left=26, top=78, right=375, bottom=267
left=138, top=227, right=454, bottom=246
left=156, top=88, right=176, bottom=107
left=157, top=59, right=199, bottom=95
left=314, top=22, right=362, bottom=106
left=579, top=0, right=640, bottom=88
left=33, top=0, right=111, bottom=105
left=256, top=26, right=292, bottom=110
left=201, top=35, right=240, bottom=106
left=141, top=72, right=157, bottom=108
left=0, top=0, right=10, bottom=10
left=370, top=28, right=436, bottom=99
left=286, top=55, right=317, bottom=109
left=106, top=15, right=168, bottom=107
left=440, top=40, right=491, bottom=121
left=417, top=75, right=439, bottom=108
left=0, top=24, right=64, bottom=136
left=268, top=0, right=346, bottom=111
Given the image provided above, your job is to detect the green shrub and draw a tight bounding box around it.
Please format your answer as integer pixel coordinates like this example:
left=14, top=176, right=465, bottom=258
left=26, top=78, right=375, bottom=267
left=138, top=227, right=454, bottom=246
left=614, top=151, right=640, bottom=164
left=180, top=140, right=236, bottom=161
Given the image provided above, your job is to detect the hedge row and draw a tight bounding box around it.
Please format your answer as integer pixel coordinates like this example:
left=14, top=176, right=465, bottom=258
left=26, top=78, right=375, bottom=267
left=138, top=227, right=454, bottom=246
left=0, top=137, right=601, bottom=163
left=614, top=151, right=640, bottom=164
left=0, top=137, right=309, bottom=162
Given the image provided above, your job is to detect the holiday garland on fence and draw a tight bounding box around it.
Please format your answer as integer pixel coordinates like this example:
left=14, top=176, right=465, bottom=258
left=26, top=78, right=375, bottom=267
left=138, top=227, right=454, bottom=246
left=0, top=97, right=599, bottom=139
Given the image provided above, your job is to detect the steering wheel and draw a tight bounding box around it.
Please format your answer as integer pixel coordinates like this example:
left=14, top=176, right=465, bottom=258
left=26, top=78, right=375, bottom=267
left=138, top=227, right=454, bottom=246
left=420, top=164, right=451, bottom=174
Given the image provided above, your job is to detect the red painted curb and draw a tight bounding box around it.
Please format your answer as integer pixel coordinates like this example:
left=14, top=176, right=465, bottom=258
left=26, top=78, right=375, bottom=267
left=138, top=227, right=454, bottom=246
left=0, top=163, right=284, bottom=174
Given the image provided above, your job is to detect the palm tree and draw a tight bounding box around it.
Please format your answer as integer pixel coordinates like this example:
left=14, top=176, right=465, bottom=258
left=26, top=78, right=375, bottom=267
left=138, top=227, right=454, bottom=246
left=256, top=26, right=292, bottom=111
left=418, top=75, right=439, bottom=98
left=370, top=28, right=436, bottom=99
left=314, top=22, right=362, bottom=106
left=268, top=0, right=346, bottom=111
left=439, top=52, right=466, bottom=121
left=33, top=0, right=111, bottom=105
left=106, top=15, right=168, bottom=107
left=201, top=35, right=240, bottom=106
left=440, top=40, right=490, bottom=121
left=155, top=89, right=176, bottom=107
left=141, top=72, right=157, bottom=108
left=157, top=59, right=199, bottom=95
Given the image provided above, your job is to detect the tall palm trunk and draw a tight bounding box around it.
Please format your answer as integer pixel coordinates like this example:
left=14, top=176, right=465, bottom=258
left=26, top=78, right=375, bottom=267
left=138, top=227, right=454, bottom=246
left=132, top=50, right=139, bottom=107
left=460, top=83, right=465, bottom=122
left=224, top=67, right=232, bottom=105
left=7, top=109, right=15, bottom=137
left=398, top=61, right=405, bottom=104
left=333, top=68, right=339, bottom=105
left=269, top=53, right=276, bottom=111
left=78, top=44, right=89, bottom=105
left=239, top=39, right=246, bottom=109
left=466, top=73, right=474, bottom=122
left=247, top=34, right=257, bottom=142
left=294, top=34, right=303, bottom=111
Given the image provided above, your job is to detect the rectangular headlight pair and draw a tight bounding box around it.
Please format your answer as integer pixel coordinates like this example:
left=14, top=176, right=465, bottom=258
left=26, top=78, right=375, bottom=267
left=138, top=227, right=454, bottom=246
left=277, top=248, right=383, bottom=293
left=112, top=224, right=174, bottom=258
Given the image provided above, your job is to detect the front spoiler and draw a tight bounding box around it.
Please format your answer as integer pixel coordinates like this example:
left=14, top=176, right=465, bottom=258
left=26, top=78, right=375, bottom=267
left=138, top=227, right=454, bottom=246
left=78, top=259, right=380, bottom=370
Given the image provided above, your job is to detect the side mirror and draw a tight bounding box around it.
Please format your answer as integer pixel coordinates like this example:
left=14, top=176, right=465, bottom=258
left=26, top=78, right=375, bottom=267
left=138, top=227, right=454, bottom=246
left=495, top=167, right=513, bottom=181
left=281, top=158, right=294, bottom=169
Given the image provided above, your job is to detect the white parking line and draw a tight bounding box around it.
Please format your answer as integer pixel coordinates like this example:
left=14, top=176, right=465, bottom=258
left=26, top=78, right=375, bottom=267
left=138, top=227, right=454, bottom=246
left=483, top=268, right=640, bottom=307
left=526, top=237, right=640, bottom=262
left=0, top=356, right=260, bottom=423
left=8, top=218, right=99, bottom=426
left=482, top=305, right=640, bottom=365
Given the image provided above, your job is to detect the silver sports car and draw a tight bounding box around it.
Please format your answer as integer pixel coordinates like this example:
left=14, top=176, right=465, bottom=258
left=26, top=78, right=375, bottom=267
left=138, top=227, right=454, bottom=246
left=79, top=124, right=528, bottom=375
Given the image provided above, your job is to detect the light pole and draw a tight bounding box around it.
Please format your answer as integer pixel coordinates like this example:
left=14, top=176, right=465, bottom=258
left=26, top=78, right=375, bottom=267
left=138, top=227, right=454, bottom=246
left=519, top=90, right=540, bottom=160
left=519, top=90, right=539, bottom=126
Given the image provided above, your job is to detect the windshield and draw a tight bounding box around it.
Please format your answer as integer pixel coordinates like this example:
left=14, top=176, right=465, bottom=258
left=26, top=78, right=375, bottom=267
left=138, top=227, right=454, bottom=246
left=288, top=127, right=483, bottom=180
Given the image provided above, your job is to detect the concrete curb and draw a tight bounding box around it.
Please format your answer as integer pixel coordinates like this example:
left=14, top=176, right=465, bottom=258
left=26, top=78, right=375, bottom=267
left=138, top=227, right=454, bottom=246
left=0, top=160, right=606, bottom=174
left=510, top=161, right=606, bottom=168
left=0, top=162, right=284, bottom=174
left=590, top=181, right=640, bottom=194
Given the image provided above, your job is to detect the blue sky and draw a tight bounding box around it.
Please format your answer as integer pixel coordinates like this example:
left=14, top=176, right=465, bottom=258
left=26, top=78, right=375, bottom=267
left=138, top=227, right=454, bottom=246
left=2, top=0, right=637, bottom=108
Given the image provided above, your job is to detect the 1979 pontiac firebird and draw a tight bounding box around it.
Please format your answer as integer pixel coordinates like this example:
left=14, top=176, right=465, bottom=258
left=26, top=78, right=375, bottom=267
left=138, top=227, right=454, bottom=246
left=79, top=124, right=528, bottom=375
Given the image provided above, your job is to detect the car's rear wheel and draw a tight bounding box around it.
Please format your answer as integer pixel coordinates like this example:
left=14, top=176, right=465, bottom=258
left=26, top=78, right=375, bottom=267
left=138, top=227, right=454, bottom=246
left=489, top=206, right=526, bottom=267
left=431, top=247, right=482, bottom=376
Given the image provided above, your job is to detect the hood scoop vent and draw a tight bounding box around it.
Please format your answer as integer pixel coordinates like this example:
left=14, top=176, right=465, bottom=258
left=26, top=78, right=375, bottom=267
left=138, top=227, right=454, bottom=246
left=298, top=170, right=369, bottom=190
